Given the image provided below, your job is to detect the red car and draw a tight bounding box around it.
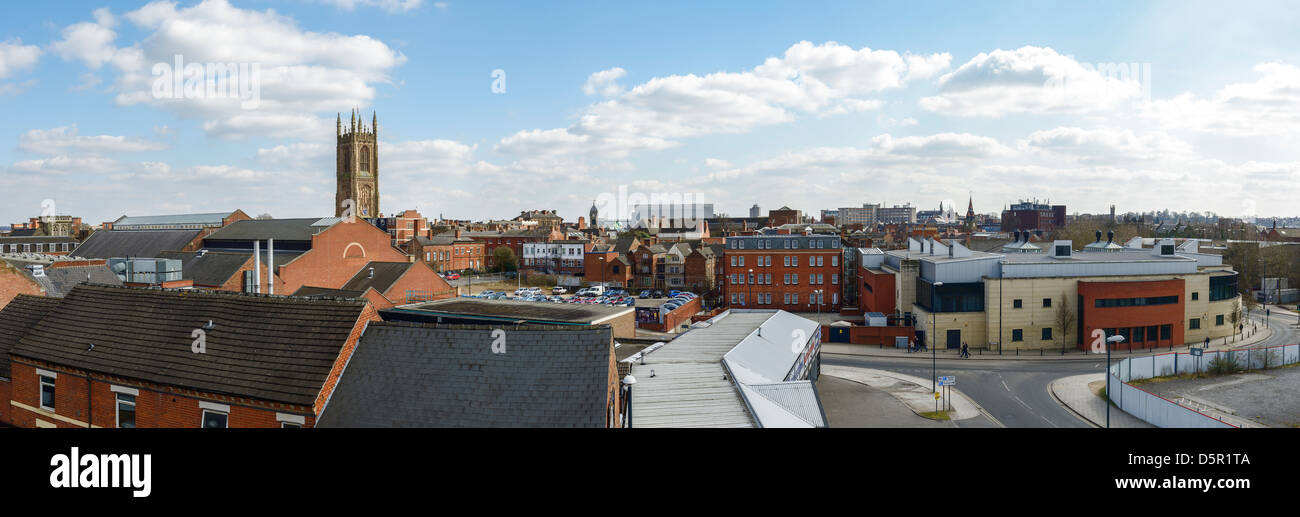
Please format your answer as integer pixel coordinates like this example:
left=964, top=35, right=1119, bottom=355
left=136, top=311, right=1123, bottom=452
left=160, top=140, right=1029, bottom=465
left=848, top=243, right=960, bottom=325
left=444, top=272, right=461, bottom=280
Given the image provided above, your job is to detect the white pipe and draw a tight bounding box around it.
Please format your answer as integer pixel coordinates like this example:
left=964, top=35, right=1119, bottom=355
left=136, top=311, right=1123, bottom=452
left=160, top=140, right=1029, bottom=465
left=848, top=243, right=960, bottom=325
left=268, top=238, right=275, bottom=295
left=254, top=239, right=261, bottom=294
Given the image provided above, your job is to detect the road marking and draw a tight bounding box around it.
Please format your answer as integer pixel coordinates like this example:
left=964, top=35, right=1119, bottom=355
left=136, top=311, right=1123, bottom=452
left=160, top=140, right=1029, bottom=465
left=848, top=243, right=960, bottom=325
left=1001, top=380, right=1010, bottom=391
left=1094, top=363, right=1100, bottom=368
left=1014, top=395, right=1032, bottom=410
left=1041, top=414, right=1060, bottom=428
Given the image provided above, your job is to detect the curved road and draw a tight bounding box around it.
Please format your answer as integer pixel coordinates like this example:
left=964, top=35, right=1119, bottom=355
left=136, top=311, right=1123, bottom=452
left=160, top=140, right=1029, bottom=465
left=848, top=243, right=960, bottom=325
left=824, top=310, right=1299, bottom=428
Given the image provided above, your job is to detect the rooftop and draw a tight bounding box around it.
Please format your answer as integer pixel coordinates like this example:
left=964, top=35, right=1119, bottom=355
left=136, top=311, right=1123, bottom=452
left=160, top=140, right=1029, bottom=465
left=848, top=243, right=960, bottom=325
left=386, top=297, right=632, bottom=325
left=629, top=310, right=826, bottom=428
left=317, top=322, right=613, bottom=428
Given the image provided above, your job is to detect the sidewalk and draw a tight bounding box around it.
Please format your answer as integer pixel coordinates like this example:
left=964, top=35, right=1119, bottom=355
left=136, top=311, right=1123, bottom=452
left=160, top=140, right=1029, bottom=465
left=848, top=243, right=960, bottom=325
left=822, top=320, right=1275, bottom=361
left=821, top=365, right=997, bottom=425
left=1049, top=374, right=1153, bottom=428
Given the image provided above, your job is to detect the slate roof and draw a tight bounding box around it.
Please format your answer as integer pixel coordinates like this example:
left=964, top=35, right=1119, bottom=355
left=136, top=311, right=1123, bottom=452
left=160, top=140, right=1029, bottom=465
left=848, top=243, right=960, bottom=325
left=9, top=284, right=370, bottom=407
left=341, top=262, right=412, bottom=294
left=203, top=218, right=326, bottom=242
left=33, top=265, right=123, bottom=297
left=292, top=286, right=368, bottom=299
left=71, top=229, right=201, bottom=259
left=386, top=297, right=632, bottom=325
left=113, top=212, right=234, bottom=229
left=158, top=250, right=251, bottom=287
left=0, top=295, right=60, bottom=379
left=317, top=321, right=613, bottom=428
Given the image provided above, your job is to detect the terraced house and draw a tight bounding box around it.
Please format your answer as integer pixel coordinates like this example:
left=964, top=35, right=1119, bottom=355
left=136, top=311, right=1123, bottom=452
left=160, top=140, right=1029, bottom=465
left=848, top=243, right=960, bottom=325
left=0, top=284, right=379, bottom=428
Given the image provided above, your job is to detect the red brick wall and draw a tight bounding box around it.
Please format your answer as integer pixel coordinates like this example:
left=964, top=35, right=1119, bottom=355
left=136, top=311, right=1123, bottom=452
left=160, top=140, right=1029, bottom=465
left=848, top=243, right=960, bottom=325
left=275, top=222, right=408, bottom=294
left=0, top=379, right=11, bottom=425
left=314, top=303, right=382, bottom=415
left=859, top=266, right=896, bottom=315
left=6, top=361, right=316, bottom=428
left=821, top=324, right=915, bottom=346
left=724, top=249, right=843, bottom=312
left=1078, top=278, right=1185, bottom=350
left=382, top=261, right=454, bottom=305
left=0, top=268, right=44, bottom=310
left=638, top=296, right=702, bottom=332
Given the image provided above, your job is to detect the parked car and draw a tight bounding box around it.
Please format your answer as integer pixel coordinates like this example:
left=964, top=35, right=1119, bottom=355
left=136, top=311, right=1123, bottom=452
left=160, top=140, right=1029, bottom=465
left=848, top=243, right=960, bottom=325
left=638, top=290, right=652, bottom=298
left=668, top=290, right=681, bottom=298
left=552, top=286, right=568, bottom=295
left=651, top=290, right=665, bottom=298
left=444, top=272, right=461, bottom=280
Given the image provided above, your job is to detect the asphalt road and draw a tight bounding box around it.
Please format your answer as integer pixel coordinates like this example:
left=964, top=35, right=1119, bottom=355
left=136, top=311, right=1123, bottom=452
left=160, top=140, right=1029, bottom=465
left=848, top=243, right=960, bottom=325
left=823, top=310, right=1300, bottom=429
left=823, top=354, right=1099, bottom=428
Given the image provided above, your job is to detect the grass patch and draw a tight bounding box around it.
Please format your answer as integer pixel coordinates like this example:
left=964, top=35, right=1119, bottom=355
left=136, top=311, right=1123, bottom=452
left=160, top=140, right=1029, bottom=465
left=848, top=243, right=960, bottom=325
left=917, top=411, right=951, bottom=421
left=1127, top=373, right=1203, bottom=386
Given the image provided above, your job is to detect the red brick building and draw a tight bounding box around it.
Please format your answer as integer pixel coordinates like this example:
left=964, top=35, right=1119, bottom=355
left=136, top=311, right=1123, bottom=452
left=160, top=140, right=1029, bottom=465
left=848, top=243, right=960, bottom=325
left=768, top=206, right=804, bottom=227
left=858, top=252, right=896, bottom=315
left=464, top=228, right=559, bottom=270
left=295, top=260, right=454, bottom=309
left=1077, top=278, right=1185, bottom=350
left=723, top=231, right=844, bottom=312
left=408, top=230, right=487, bottom=273
left=0, top=285, right=379, bottom=428
left=202, top=218, right=410, bottom=295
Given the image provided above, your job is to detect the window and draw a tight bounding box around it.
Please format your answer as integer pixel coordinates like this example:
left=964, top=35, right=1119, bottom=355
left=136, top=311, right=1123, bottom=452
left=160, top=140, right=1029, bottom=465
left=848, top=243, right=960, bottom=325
left=1095, top=295, right=1178, bottom=308
left=1013, top=299, right=1022, bottom=309
left=832, top=274, right=838, bottom=285
left=817, top=256, right=824, bottom=267
left=1043, top=298, right=1052, bottom=308
left=1160, top=324, right=1172, bottom=340
left=1042, top=328, right=1052, bottom=340
left=282, top=422, right=301, bottom=429
left=116, top=393, right=136, bottom=428
left=1189, top=318, right=1200, bottom=330
left=1216, top=314, right=1225, bottom=326
left=833, top=293, right=838, bottom=305
left=832, top=255, right=838, bottom=267
left=791, top=293, right=799, bottom=304
left=1191, top=292, right=1199, bottom=301
left=731, top=256, right=737, bottom=267
left=39, top=375, right=56, bottom=411
left=792, top=256, right=798, bottom=267
left=784, top=256, right=790, bottom=267
left=202, top=410, right=228, bottom=428
left=1012, top=329, right=1023, bottom=342
left=738, top=256, right=744, bottom=267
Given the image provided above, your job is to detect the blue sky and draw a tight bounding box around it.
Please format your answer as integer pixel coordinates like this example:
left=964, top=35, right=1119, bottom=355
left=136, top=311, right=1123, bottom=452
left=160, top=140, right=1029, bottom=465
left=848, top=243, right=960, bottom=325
left=1, top=0, right=1298, bottom=226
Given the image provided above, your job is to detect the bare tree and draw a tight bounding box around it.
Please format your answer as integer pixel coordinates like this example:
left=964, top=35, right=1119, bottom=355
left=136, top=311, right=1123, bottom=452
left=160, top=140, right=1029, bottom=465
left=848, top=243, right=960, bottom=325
left=1229, top=300, right=1242, bottom=342
left=1056, top=293, right=1076, bottom=350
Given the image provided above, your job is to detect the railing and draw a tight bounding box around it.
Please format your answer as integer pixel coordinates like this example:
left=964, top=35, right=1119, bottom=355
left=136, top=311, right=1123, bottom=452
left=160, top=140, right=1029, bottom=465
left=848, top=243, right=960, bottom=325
left=1107, top=344, right=1300, bottom=428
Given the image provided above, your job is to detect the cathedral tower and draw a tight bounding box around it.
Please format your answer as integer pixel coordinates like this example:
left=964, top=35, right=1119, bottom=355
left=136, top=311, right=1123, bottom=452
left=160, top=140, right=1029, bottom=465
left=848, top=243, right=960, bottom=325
left=336, top=110, right=379, bottom=218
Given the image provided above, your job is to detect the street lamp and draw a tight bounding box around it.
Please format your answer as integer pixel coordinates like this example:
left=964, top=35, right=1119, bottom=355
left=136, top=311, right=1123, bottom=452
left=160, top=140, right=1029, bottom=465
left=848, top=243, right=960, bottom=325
left=932, top=281, right=944, bottom=392
left=621, top=374, right=637, bottom=428
left=1105, top=334, right=1125, bottom=428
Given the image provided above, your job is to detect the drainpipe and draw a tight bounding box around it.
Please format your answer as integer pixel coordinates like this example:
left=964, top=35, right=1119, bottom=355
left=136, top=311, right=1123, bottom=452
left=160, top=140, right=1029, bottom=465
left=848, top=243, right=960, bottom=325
left=254, top=240, right=262, bottom=294
left=268, top=238, right=275, bottom=295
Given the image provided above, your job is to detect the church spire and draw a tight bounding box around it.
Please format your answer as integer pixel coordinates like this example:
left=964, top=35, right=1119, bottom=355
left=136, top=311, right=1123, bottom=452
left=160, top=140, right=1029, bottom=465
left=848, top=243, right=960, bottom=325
left=350, top=109, right=356, bottom=133
left=336, top=113, right=342, bottom=136
left=372, top=111, right=378, bottom=137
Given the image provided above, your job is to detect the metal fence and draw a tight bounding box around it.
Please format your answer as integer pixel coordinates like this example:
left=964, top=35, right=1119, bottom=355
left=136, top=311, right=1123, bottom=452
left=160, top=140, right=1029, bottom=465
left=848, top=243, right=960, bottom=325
left=1107, top=344, right=1300, bottom=428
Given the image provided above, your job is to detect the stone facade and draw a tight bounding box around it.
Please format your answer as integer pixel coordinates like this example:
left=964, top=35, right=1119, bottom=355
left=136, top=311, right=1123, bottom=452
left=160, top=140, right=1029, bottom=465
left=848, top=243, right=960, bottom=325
left=336, top=110, right=380, bottom=219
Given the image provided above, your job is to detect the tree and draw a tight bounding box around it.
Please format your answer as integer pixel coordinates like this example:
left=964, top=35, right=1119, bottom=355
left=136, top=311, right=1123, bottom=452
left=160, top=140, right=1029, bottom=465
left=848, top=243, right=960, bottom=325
left=1055, top=293, right=1076, bottom=350
left=1228, top=300, right=1243, bottom=342
left=492, top=246, right=517, bottom=272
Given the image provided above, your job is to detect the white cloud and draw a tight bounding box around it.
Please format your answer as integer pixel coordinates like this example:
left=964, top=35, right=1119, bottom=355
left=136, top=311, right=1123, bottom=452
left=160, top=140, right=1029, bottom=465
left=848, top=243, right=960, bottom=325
left=18, top=125, right=168, bottom=155
left=582, top=67, right=626, bottom=97
left=920, top=46, right=1142, bottom=116
left=0, top=39, right=41, bottom=79
left=498, top=41, right=949, bottom=162
left=1144, top=62, right=1300, bottom=137
left=51, top=0, right=406, bottom=140
left=9, top=155, right=126, bottom=175
left=317, top=0, right=425, bottom=13
left=1019, top=127, right=1196, bottom=165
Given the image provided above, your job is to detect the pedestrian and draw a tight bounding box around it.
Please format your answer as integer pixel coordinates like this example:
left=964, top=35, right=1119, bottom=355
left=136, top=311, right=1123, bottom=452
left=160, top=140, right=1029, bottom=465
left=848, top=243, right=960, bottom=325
left=961, top=342, right=969, bottom=359
left=1204, top=336, right=1210, bottom=349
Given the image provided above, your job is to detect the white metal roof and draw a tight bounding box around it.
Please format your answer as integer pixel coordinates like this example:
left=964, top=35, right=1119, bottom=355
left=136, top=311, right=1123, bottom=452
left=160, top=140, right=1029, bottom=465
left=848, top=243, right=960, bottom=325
left=630, top=310, right=826, bottom=428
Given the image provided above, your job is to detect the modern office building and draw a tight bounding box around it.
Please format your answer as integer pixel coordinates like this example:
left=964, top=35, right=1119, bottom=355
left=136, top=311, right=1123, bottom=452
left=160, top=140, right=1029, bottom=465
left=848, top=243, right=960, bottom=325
left=867, top=235, right=1240, bottom=351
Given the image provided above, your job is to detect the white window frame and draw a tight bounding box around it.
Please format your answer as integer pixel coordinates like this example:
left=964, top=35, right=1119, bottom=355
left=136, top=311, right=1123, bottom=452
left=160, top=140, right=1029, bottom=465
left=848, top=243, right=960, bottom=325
left=116, top=392, right=136, bottom=428
left=276, top=412, right=306, bottom=427
left=39, top=374, right=56, bottom=412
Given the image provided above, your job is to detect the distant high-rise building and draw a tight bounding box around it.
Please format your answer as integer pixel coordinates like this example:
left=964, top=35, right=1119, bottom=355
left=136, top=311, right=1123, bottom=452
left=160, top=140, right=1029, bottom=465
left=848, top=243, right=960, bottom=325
left=749, top=204, right=761, bottom=218
left=876, top=204, right=916, bottom=225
